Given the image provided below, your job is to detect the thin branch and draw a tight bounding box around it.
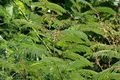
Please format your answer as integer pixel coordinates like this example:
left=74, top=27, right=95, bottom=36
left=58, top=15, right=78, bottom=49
left=31, top=27, right=53, bottom=55
left=95, top=57, right=103, bottom=71
left=12, top=0, right=29, bottom=21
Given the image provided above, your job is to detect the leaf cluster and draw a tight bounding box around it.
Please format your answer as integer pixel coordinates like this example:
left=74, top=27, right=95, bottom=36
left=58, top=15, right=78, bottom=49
left=0, top=0, right=120, bottom=80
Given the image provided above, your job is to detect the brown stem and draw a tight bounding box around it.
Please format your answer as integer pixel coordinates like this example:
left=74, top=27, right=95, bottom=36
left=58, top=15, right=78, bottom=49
left=95, top=57, right=103, bottom=71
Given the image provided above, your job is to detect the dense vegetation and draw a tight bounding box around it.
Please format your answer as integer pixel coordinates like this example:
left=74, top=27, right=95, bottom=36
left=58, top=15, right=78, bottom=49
left=0, top=0, right=120, bottom=80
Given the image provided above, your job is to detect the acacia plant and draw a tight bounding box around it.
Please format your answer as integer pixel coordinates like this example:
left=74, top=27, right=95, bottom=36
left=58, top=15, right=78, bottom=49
left=0, top=0, right=120, bottom=80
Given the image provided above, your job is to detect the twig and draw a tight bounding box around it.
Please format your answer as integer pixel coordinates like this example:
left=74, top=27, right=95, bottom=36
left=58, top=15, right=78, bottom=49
left=95, top=57, right=103, bottom=71
left=12, top=0, right=29, bottom=21
left=31, top=27, right=53, bottom=55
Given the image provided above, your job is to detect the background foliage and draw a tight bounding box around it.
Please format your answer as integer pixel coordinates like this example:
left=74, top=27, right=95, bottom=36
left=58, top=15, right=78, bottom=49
left=0, top=0, right=120, bottom=80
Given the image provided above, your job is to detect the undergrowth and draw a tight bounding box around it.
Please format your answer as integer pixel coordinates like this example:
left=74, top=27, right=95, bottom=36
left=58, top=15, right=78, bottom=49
left=0, top=0, right=120, bottom=80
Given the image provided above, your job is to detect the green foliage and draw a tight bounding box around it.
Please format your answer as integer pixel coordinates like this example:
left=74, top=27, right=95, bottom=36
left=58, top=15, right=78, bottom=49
left=0, top=0, right=120, bottom=80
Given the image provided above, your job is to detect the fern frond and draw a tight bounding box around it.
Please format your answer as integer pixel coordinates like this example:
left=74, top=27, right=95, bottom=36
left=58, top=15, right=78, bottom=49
left=92, top=50, right=120, bottom=59
left=92, top=68, right=112, bottom=80
left=32, top=0, right=66, bottom=15
left=92, top=66, right=120, bottom=80
left=62, top=52, right=93, bottom=68
left=0, top=5, right=10, bottom=23
left=57, top=30, right=90, bottom=45
left=66, top=72, right=85, bottom=80
left=30, top=57, right=67, bottom=80
left=91, top=43, right=114, bottom=52
left=78, top=69, right=98, bottom=79
left=69, top=22, right=105, bottom=36
left=96, top=7, right=116, bottom=14
left=0, top=59, right=15, bottom=70
left=7, top=34, right=49, bottom=60
left=46, top=2, right=66, bottom=15
left=64, top=44, right=92, bottom=56
left=67, top=60, right=93, bottom=71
